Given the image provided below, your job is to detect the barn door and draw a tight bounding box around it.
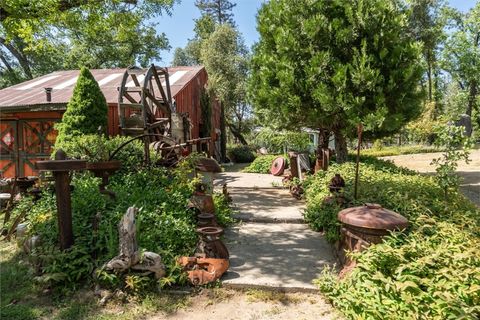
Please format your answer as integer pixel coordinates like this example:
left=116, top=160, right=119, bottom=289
left=19, top=120, right=58, bottom=177
left=0, top=120, right=19, bottom=178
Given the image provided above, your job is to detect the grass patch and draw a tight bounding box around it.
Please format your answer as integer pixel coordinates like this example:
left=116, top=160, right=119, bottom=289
left=203, top=288, right=236, bottom=306
left=0, top=239, right=193, bottom=320
left=245, top=289, right=302, bottom=305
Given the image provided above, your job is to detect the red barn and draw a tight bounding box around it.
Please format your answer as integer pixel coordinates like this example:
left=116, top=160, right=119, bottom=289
left=0, top=66, right=221, bottom=178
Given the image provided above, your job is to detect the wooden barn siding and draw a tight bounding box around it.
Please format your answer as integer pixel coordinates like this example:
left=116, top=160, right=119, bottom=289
left=0, top=111, right=64, bottom=120
left=107, top=104, right=119, bottom=136
left=174, top=69, right=204, bottom=139
left=0, top=111, right=62, bottom=178
left=1, top=69, right=221, bottom=178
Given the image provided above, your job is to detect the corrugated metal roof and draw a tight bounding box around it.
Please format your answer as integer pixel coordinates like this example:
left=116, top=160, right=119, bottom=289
left=0, top=66, right=204, bottom=111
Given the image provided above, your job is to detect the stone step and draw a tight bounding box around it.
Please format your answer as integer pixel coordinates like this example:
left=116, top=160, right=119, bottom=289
left=214, top=172, right=284, bottom=189
left=222, top=223, right=336, bottom=292
left=233, top=215, right=305, bottom=224
left=229, top=188, right=305, bottom=223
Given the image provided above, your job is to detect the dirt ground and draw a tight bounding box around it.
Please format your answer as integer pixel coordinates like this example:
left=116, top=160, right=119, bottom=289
left=382, top=149, right=480, bottom=206
left=148, top=289, right=341, bottom=320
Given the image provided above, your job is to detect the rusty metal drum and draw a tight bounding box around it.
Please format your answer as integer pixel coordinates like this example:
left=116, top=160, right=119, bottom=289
left=338, top=203, right=409, bottom=254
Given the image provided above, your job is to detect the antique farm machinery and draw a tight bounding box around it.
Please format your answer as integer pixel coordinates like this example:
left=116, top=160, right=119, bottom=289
left=117, top=64, right=208, bottom=166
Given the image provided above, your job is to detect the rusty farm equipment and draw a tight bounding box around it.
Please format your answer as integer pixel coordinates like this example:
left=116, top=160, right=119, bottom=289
left=117, top=64, right=210, bottom=167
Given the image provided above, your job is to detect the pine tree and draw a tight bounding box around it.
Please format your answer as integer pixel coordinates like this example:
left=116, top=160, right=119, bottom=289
left=195, top=0, right=236, bottom=25
left=55, top=67, right=108, bottom=145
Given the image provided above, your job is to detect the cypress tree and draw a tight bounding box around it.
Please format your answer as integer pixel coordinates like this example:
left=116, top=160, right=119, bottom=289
left=55, top=67, right=108, bottom=145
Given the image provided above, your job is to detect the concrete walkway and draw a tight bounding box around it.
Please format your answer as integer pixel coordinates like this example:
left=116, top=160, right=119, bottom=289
left=214, top=171, right=336, bottom=292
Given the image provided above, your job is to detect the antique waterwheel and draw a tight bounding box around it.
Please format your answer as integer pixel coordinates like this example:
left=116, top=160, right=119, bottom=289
left=117, top=64, right=178, bottom=164
left=118, top=64, right=173, bottom=136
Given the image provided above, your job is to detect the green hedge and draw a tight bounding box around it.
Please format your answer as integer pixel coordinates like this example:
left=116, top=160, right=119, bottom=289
left=359, top=145, right=441, bottom=157
left=243, top=154, right=289, bottom=174
left=227, top=145, right=256, bottom=163
left=303, top=157, right=480, bottom=319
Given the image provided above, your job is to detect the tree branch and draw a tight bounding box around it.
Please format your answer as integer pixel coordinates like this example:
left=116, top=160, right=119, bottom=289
left=0, top=37, right=32, bottom=78
left=0, top=52, right=14, bottom=73
left=0, top=0, right=138, bottom=22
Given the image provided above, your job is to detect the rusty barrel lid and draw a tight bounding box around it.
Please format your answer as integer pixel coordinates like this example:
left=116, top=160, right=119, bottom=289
left=270, top=156, right=285, bottom=176
left=338, top=203, right=409, bottom=230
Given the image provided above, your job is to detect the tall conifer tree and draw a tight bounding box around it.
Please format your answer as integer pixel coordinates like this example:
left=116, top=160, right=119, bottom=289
left=55, top=67, right=108, bottom=145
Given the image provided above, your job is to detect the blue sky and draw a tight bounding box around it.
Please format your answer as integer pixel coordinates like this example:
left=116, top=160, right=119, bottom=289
left=155, top=0, right=477, bottom=65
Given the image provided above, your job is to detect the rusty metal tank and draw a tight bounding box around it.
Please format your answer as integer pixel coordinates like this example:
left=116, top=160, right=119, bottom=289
left=338, top=203, right=409, bottom=253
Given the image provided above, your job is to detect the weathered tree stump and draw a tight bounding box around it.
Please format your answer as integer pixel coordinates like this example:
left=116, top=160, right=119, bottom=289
left=105, top=207, right=165, bottom=279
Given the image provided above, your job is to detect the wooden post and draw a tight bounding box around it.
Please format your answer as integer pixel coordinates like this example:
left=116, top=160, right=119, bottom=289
left=53, top=150, right=74, bottom=250
left=354, top=124, right=363, bottom=200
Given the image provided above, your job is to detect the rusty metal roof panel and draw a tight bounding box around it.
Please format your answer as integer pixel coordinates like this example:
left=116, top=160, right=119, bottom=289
left=0, top=66, right=204, bottom=110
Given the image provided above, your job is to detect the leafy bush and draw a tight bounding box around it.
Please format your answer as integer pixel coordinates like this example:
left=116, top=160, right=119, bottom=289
left=431, top=124, right=473, bottom=199
left=55, top=67, right=108, bottom=145
left=316, top=220, right=480, bottom=319
left=405, top=101, right=444, bottom=144
left=22, top=167, right=197, bottom=288
left=303, top=157, right=480, bottom=319
left=53, top=134, right=145, bottom=172
left=243, top=155, right=288, bottom=174
left=359, top=145, right=441, bottom=157
left=12, top=157, right=233, bottom=290
left=199, top=88, right=212, bottom=138
left=227, top=145, right=256, bottom=163
left=252, top=128, right=311, bottom=153
left=213, top=192, right=235, bottom=227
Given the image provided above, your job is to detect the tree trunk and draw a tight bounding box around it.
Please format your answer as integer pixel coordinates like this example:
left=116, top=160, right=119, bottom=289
left=318, top=128, right=330, bottom=149
left=227, top=123, right=248, bottom=145
left=220, top=102, right=227, bottom=162
left=465, top=80, right=477, bottom=137
left=334, top=129, right=348, bottom=164
left=427, top=60, right=433, bottom=102
left=467, top=80, right=477, bottom=118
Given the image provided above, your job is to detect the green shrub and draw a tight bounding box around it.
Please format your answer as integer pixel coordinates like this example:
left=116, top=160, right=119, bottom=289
left=303, top=157, right=480, bottom=319
left=359, top=145, right=441, bottom=157
left=199, top=88, right=212, bottom=138
left=227, top=145, right=256, bottom=163
left=252, top=128, right=311, bottom=153
left=243, top=154, right=288, bottom=174
left=55, top=67, right=108, bottom=145
left=431, top=124, right=473, bottom=199
left=213, top=192, right=235, bottom=227
left=316, top=220, right=480, bottom=319
left=53, top=134, right=145, bottom=172
left=12, top=157, right=234, bottom=289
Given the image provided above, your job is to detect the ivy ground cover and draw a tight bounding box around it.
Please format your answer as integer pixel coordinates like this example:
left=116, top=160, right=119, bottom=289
left=303, top=156, right=480, bottom=319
